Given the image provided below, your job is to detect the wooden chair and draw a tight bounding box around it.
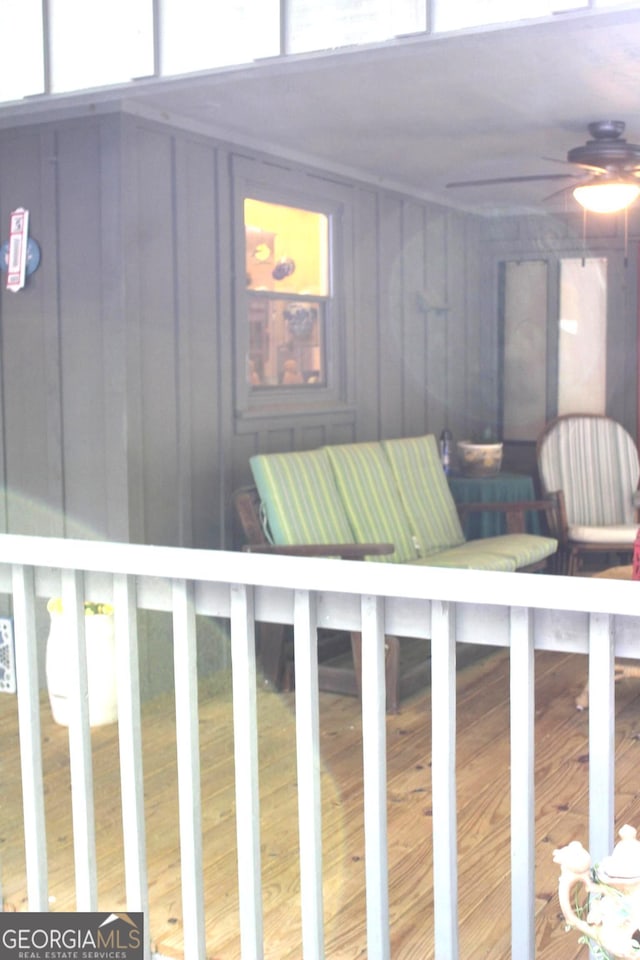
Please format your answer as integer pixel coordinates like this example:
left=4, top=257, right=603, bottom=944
left=233, top=485, right=424, bottom=713
left=537, top=414, right=640, bottom=575
left=234, top=434, right=558, bottom=711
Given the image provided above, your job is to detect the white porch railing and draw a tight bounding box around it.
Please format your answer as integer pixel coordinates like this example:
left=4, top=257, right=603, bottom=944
left=1, top=533, right=639, bottom=959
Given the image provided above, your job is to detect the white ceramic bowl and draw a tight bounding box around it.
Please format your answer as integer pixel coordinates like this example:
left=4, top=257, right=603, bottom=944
left=456, top=441, right=503, bottom=478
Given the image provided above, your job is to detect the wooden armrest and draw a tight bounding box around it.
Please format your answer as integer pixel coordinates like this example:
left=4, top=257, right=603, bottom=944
left=456, top=497, right=559, bottom=535
left=456, top=498, right=553, bottom=516
left=541, top=490, right=567, bottom=542
left=242, top=542, right=394, bottom=560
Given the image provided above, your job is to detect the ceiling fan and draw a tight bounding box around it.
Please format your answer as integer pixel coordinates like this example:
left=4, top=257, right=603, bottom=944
left=446, top=121, right=640, bottom=212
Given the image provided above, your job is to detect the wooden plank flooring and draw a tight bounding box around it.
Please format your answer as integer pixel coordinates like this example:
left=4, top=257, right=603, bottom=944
left=3, top=648, right=640, bottom=959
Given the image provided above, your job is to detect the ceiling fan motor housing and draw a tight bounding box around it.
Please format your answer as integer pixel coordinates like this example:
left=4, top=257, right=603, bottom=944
left=567, top=121, right=640, bottom=171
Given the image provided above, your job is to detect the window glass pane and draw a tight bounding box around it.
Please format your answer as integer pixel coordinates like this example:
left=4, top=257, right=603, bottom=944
left=160, top=0, right=279, bottom=75
left=49, top=0, right=154, bottom=93
left=501, top=260, right=548, bottom=441
left=287, top=0, right=426, bottom=54
left=245, top=198, right=329, bottom=390
left=433, top=0, right=585, bottom=32
left=558, top=257, right=607, bottom=415
left=245, top=199, right=329, bottom=296
left=0, top=0, right=44, bottom=102
left=248, top=297, right=326, bottom=388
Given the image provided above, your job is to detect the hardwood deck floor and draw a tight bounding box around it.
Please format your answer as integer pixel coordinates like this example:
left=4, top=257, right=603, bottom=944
left=3, top=647, right=640, bottom=959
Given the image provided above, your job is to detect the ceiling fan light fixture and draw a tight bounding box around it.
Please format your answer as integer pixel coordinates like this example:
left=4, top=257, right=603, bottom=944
left=573, top=178, right=640, bottom=213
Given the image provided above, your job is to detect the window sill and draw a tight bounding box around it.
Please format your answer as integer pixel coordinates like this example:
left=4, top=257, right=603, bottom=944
left=234, top=401, right=356, bottom=433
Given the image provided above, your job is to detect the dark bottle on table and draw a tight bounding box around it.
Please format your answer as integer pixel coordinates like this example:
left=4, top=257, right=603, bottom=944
left=439, top=429, right=452, bottom=475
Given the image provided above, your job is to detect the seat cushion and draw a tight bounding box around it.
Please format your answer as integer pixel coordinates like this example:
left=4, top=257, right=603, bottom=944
left=324, top=441, right=418, bottom=563
left=464, top=533, right=558, bottom=568
left=382, top=434, right=465, bottom=557
left=413, top=544, right=517, bottom=571
left=250, top=449, right=354, bottom=546
left=569, top=523, right=639, bottom=544
left=413, top=533, right=556, bottom=571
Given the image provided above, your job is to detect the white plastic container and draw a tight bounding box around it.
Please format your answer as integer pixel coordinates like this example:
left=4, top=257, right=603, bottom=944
left=46, top=600, right=118, bottom=727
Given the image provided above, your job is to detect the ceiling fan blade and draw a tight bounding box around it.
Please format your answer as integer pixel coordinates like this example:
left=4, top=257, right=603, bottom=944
left=542, top=183, right=578, bottom=202
left=545, top=159, right=609, bottom=174
left=446, top=173, right=576, bottom=188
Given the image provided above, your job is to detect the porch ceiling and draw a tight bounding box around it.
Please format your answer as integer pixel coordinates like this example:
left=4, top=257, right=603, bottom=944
left=2, top=7, right=640, bottom=215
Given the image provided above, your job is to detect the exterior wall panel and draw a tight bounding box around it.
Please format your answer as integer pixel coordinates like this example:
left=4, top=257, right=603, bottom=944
left=56, top=121, right=110, bottom=539
left=0, top=110, right=493, bottom=556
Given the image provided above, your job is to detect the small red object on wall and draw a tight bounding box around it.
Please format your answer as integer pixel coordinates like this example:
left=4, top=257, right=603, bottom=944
left=633, top=528, right=640, bottom=580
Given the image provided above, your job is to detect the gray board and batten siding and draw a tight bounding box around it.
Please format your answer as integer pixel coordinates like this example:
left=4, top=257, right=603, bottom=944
left=0, top=110, right=486, bottom=554
left=0, top=110, right=637, bottom=556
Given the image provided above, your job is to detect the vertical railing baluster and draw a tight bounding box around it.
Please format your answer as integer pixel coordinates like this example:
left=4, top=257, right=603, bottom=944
left=113, top=573, right=150, bottom=956
left=172, top=578, right=206, bottom=960
left=230, top=583, right=264, bottom=959
left=430, top=599, right=458, bottom=960
left=360, top=594, right=390, bottom=960
left=509, top=606, right=535, bottom=959
left=12, top=563, right=48, bottom=910
left=293, top=589, right=324, bottom=959
left=588, top=611, right=616, bottom=863
left=61, top=567, right=98, bottom=909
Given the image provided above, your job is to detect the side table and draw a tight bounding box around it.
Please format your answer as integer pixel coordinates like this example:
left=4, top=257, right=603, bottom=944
left=448, top=471, right=540, bottom=539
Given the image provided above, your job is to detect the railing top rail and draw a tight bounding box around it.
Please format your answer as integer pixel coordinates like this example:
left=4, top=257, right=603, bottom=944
left=0, top=533, right=636, bottom=618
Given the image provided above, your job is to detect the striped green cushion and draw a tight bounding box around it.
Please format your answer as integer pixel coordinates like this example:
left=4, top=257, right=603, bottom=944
left=539, top=415, right=640, bottom=526
left=382, top=434, right=465, bottom=556
left=414, top=533, right=556, bottom=570
left=414, top=545, right=517, bottom=571
left=250, top=437, right=558, bottom=572
left=250, top=449, right=354, bottom=546
left=459, top=533, right=557, bottom=568
left=324, top=442, right=417, bottom=563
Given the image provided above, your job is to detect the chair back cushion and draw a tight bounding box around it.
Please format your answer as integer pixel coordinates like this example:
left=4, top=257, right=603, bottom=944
left=538, top=415, right=640, bottom=526
left=382, top=434, right=465, bottom=555
left=250, top=449, right=354, bottom=545
left=324, top=441, right=417, bottom=563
